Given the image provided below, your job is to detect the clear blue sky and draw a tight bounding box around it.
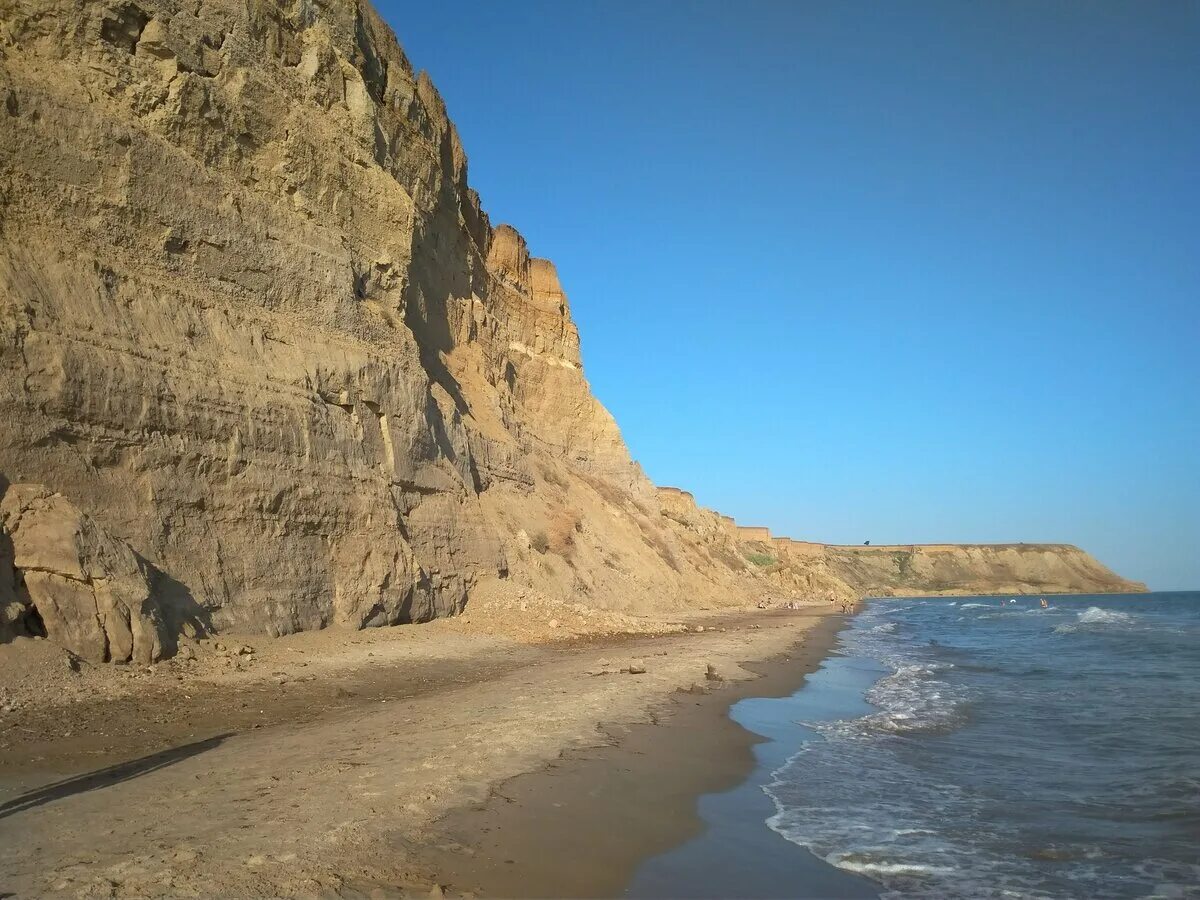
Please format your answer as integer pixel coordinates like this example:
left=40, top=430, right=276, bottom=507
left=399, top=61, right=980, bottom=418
left=380, top=1, right=1199, bottom=591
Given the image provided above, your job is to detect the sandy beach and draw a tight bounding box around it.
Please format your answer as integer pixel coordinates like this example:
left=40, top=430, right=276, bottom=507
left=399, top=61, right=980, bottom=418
left=0, top=605, right=850, bottom=898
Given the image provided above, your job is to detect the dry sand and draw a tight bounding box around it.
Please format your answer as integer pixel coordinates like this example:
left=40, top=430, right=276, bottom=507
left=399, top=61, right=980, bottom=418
left=0, top=605, right=847, bottom=898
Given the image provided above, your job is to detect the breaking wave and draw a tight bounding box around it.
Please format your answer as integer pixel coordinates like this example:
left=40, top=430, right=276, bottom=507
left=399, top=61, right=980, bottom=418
left=1077, top=606, right=1134, bottom=625
left=1055, top=606, right=1137, bottom=634
left=763, top=593, right=1200, bottom=898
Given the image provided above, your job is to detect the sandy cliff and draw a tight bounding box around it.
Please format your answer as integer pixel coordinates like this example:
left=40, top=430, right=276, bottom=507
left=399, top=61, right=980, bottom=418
left=0, top=0, right=1142, bottom=660
left=760, top=539, right=1146, bottom=598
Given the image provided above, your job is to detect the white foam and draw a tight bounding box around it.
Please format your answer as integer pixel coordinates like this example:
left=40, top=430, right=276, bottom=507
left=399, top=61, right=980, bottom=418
left=830, top=856, right=955, bottom=877
left=1077, top=606, right=1134, bottom=625
left=812, top=661, right=969, bottom=737
left=959, top=602, right=990, bottom=609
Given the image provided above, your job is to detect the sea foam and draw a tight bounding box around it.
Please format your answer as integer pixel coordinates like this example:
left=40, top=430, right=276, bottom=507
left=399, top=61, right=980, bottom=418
left=1056, top=606, right=1136, bottom=633
left=1077, top=606, right=1134, bottom=625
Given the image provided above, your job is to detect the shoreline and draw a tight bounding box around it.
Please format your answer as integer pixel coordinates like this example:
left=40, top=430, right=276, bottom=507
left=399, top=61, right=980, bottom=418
left=403, top=613, right=865, bottom=898
left=0, top=606, right=853, bottom=897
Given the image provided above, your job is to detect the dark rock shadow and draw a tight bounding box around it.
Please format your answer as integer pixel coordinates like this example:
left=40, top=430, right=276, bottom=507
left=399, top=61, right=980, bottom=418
left=142, top=561, right=214, bottom=655
left=0, top=732, right=232, bottom=821
left=0, top=473, right=23, bottom=646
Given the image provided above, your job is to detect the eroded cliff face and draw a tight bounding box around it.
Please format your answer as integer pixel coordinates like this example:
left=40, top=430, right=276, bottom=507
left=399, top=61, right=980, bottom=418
left=0, top=0, right=1144, bottom=657
left=0, top=0, right=755, bottom=647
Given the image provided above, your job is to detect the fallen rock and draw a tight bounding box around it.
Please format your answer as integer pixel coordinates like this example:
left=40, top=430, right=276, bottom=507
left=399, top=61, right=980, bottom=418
left=622, top=660, right=647, bottom=675
left=0, top=485, right=168, bottom=664
left=705, top=663, right=723, bottom=682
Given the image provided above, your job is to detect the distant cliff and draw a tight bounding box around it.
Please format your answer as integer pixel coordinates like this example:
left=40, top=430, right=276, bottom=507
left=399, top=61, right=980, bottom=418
left=0, top=0, right=1143, bottom=662
left=770, top=540, right=1147, bottom=598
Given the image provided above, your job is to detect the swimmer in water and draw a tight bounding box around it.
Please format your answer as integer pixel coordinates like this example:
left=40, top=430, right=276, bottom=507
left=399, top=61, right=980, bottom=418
left=1040, top=598, right=1049, bottom=609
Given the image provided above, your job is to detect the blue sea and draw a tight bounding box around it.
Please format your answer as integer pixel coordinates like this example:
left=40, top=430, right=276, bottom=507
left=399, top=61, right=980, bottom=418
left=629, top=592, right=1200, bottom=899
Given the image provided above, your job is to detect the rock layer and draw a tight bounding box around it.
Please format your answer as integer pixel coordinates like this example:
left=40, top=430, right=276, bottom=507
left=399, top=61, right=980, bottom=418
left=0, top=0, right=1144, bottom=659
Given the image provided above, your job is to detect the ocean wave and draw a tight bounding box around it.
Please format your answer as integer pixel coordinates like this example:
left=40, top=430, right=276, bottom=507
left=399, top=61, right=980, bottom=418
left=1078, top=606, right=1134, bottom=625
left=812, top=663, right=970, bottom=737
left=760, top=594, right=1200, bottom=900
left=1055, top=606, right=1137, bottom=634
left=829, top=856, right=955, bottom=878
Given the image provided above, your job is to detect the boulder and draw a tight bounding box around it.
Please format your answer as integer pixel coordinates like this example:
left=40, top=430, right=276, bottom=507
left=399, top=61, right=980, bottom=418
left=0, top=485, right=168, bottom=663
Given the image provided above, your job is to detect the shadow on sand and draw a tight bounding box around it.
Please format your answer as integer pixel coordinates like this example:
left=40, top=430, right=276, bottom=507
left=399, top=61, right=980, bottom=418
left=0, top=732, right=232, bottom=821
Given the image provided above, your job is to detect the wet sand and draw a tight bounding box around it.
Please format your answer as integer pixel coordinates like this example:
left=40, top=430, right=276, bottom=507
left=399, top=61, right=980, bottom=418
left=412, top=615, right=875, bottom=898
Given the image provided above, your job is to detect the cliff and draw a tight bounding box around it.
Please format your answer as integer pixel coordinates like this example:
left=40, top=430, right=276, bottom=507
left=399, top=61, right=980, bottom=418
left=0, top=0, right=1143, bottom=661
left=764, top=540, right=1146, bottom=598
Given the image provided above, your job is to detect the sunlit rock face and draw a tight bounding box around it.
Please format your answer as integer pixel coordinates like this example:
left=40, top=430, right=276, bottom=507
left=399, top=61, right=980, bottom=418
left=0, top=0, right=748, bottom=647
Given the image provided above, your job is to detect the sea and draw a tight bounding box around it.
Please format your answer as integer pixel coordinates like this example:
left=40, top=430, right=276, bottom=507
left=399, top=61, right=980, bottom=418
left=627, top=592, right=1200, bottom=899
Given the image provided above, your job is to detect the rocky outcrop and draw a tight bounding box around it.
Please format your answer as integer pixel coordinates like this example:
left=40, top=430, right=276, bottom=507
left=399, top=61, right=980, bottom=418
left=0, top=485, right=168, bottom=662
left=0, top=0, right=1145, bottom=663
